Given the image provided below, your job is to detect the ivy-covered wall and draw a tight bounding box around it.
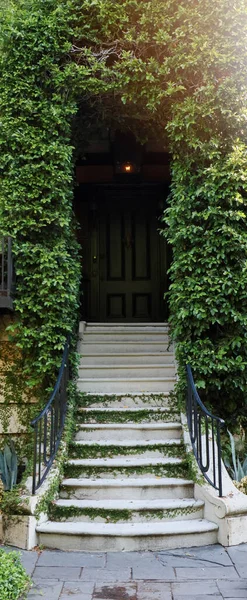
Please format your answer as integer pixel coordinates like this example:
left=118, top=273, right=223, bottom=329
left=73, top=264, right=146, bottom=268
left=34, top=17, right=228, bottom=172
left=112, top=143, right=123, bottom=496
left=1, top=0, right=247, bottom=426
left=0, top=0, right=81, bottom=395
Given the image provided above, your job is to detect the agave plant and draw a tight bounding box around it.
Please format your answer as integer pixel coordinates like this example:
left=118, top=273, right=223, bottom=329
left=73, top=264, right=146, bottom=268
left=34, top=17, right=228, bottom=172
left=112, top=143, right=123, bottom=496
left=224, top=430, right=247, bottom=482
left=0, top=440, right=18, bottom=491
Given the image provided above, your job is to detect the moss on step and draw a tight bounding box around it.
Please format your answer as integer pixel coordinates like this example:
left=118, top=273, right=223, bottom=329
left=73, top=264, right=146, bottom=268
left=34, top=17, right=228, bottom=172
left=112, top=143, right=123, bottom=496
left=78, top=392, right=178, bottom=409
left=48, top=503, right=200, bottom=523
left=142, top=505, right=200, bottom=520
left=68, top=442, right=185, bottom=459
left=49, top=505, right=132, bottom=522
left=63, top=461, right=189, bottom=480
left=77, top=409, right=179, bottom=424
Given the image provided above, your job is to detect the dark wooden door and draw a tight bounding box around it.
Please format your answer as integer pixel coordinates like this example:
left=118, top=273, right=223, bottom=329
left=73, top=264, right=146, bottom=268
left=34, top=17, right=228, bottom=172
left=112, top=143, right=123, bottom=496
left=97, top=188, right=166, bottom=321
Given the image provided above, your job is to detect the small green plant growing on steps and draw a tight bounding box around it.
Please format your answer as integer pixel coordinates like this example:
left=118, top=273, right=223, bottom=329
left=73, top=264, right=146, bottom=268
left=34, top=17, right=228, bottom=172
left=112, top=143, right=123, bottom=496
left=0, top=440, right=18, bottom=491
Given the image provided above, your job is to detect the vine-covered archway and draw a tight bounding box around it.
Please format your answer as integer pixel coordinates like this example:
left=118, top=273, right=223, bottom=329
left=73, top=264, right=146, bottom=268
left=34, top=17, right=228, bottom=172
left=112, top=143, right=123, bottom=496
left=1, top=0, right=247, bottom=422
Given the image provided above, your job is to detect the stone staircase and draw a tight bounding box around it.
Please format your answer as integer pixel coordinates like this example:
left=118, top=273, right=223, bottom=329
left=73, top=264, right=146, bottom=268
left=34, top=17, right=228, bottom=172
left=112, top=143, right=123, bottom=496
left=36, top=322, right=218, bottom=551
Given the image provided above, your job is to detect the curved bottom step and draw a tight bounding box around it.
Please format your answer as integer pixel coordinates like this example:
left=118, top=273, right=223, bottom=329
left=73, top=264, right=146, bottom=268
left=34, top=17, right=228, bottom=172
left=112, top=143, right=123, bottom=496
left=37, top=519, right=218, bottom=552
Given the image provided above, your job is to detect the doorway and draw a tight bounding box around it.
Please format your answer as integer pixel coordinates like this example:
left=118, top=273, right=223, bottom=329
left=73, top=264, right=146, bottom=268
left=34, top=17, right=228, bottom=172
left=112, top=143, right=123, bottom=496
left=77, top=184, right=170, bottom=322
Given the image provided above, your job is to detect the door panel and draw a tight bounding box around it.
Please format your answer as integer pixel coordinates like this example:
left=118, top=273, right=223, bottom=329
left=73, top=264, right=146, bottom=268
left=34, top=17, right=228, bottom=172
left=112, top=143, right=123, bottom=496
left=107, top=294, right=126, bottom=319
left=132, top=293, right=152, bottom=319
left=106, top=213, right=125, bottom=281
left=132, top=212, right=151, bottom=280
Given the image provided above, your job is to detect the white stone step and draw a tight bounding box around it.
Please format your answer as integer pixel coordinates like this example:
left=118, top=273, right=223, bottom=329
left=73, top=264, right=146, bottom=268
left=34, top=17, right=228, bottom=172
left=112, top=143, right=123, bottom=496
left=82, top=325, right=169, bottom=332
left=82, top=332, right=170, bottom=343
left=78, top=407, right=178, bottom=423
left=60, top=477, right=195, bottom=500
left=78, top=365, right=176, bottom=379
left=85, top=323, right=169, bottom=328
left=52, top=498, right=204, bottom=522
left=67, top=456, right=183, bottom=476
left=79, top=342, right=173, bottom=354
left=73, top=438, right=181, bottom=447
left=37, top=519, right=218, bottom=552
left=72, top=440, right=181, bottom=460
left=68, top=455, right=183, bottom=465
left=81, top=395, right=172, bottom=409
left=75, top=423, right=182, bottom=441
left=77, top=377, right=176, bottom=393
left=80, top=353, right=175, bottom=365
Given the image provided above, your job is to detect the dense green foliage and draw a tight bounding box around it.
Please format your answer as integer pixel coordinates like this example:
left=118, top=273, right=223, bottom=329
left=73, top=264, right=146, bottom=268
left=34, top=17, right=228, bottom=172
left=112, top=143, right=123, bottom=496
left=0, top=0, right=81, bottom=389
left=0, top=549, right=30, bottom=599
left=159, top=2, right=247, bottom=421
left=1, top=0, right=247, bottom=423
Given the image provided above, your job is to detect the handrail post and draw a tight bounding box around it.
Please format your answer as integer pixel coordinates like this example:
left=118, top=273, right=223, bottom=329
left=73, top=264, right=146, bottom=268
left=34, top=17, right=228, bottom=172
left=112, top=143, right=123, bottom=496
left=217, top=421, right=223, bottom=497
left=7, top=237, right=12, bottom=295
left=32, top=424, right=38, bottom=496
left=1, top=238, right=4, bottom=291
left=0, top=236, right=14, bottom=308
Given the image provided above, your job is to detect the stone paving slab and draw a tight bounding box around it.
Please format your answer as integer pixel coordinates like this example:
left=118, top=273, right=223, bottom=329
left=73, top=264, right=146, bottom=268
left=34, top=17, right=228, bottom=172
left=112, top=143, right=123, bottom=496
left=37, top=550, right=105, bottom=568
left=33, top=565, right=83, bottom=580
left=61, top=594, right=92, bottom=600
left=226, top=544, right=247, bottom=578
left=175, top=566, right=239, bottom=579
left=17, top=551, right=38, bottom=576
left=94, top=582, right=137, bottom=599
left=157, top=545, right=233, bottom=567
left=1, top=543, right=247, bottom=600
left=136, top=581, right=172, bottom=600
left=217, top=579, right=247, bottom=597
left=60, top=582, right=95, bottom=600
left=171, top=580, right=221, bottom=596
left=172, top=597, right=222, bottom=600
left=62, top=582, right=95, bottom=594
left=174, top=544, right=232, bottom=564
left=132, top=562, right=175, bottom=580
left=81, top=568, right=132, bottom=581
left=27, top=579, right=63, bottom=600
left=106, top=551, right=154, bottom=569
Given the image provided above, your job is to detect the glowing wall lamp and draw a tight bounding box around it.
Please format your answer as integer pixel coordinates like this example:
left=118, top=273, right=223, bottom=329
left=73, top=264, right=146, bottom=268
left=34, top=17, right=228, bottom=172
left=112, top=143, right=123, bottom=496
left=113, top=131, right=143, bottom=176
left=115, top=161, right=139, bottom=174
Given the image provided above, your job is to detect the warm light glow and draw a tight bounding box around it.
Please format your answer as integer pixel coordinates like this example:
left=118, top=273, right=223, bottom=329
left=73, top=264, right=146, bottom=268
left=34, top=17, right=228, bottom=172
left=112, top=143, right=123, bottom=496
left=116, top=161, right=137, bottom=174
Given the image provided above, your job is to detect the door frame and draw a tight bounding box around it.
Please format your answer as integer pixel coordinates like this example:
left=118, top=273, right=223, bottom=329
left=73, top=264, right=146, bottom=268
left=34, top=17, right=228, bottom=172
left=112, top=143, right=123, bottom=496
left=79, top=182, right=170, bottom=322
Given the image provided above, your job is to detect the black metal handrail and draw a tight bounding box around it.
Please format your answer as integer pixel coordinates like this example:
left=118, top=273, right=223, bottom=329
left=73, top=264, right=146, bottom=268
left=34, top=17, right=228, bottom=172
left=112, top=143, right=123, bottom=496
left=0, top=237, right=14, bottom=309
left=186, top=364, right=225, bottom=496
left=31, top=340, right=70, bottom=495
